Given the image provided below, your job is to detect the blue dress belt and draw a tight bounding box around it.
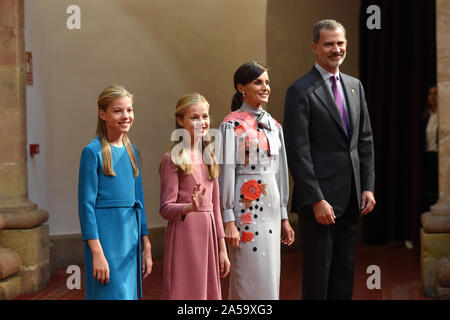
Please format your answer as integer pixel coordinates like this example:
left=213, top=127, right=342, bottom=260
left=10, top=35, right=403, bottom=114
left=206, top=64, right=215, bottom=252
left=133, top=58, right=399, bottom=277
left=94, top=199, right=144, bottom=299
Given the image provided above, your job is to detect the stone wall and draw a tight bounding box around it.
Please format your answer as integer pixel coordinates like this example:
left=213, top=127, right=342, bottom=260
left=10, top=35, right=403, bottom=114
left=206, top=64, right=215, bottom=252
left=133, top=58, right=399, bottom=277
left=0, top=0, right=49, bottom=300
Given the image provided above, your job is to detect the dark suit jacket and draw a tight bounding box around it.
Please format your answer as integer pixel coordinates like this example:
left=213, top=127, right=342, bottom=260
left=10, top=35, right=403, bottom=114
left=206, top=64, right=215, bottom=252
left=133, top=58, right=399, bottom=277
left=283, top=66, right=375, bottom=217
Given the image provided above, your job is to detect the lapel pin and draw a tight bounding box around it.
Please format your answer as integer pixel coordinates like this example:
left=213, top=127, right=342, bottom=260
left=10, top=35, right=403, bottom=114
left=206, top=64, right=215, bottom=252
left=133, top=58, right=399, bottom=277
left=351, top=88, right=355, bottom=94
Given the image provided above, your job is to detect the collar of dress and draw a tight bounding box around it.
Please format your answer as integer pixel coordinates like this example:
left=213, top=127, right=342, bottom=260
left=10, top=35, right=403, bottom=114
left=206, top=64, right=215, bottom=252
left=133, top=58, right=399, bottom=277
left=239, top=102, right=272, bottom=131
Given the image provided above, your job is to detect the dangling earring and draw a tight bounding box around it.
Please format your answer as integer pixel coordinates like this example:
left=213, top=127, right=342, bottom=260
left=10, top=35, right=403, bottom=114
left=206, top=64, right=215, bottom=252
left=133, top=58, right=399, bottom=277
left=242, top=92, right=245, bottom=97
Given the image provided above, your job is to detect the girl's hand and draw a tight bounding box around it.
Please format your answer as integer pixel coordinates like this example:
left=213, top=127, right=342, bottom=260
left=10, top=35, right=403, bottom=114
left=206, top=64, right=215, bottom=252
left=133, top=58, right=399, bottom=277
left=224, top=221, right=240, bottom=248
left=281, top=219, right=295, bottom=246
left=92, top=252, right=110, bottom=285
left=219, top=249, right=231, bottom=278
left=141, top=247, right=153, bottom=279
left=191, top=183, right=207, bottom=210
left=141, top=235, right=153, bottom=279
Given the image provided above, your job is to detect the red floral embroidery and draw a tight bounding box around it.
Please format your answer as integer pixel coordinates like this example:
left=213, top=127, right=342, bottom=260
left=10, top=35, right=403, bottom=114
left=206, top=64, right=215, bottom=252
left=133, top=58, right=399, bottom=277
left=258, top=131, right=269, bottom=151
left=246, top=127, right=258, bottom=141
left=241, top=231, right=254, bottom=243
left=241, top=180, right=262, bottom=201
left=260, top=183, right=268, bottom=196
left=239, top=181, right=267, bottom=209
left=224, top=110, right=274, bottom=159
left=240, top=213, right=252, bottom=224
left=239, top=197, right=253, bottom=209
left=224, top=111, right=258, bottom=140
left=224, top=111, right=257, bottom=130
left=233, top=121, right=247, bottom=137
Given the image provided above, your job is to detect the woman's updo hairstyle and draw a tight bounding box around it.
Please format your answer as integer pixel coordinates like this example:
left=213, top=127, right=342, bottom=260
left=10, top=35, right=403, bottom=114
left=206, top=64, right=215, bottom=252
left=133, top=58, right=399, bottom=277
left=231, top=61, right=268, bottom=111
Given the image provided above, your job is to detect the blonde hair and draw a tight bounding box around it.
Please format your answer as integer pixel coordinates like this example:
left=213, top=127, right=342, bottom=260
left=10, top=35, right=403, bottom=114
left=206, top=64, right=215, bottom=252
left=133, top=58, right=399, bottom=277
left=96, top=84, right=139, bottom=177
left=162, top=92, right=219, bottom=180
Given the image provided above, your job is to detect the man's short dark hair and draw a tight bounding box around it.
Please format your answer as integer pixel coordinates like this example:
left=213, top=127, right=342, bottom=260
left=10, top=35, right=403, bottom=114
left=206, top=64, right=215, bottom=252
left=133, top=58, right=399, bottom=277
left=312, top=19, right=346, bottom=43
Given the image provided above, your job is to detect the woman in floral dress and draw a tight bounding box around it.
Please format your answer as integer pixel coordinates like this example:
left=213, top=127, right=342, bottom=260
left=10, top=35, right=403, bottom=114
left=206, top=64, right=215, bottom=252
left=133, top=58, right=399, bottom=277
left=218, top=62, right=295, bottom=299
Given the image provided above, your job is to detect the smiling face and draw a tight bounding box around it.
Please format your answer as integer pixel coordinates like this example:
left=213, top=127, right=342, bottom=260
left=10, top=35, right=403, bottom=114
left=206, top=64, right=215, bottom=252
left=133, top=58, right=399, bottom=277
left=99, top=95, right=134, bottom=138
left=177, top=102, right=210, bottom=143
left=238, top=71, right=271, bottom=108
left=312, top=27, right=347, bottom=74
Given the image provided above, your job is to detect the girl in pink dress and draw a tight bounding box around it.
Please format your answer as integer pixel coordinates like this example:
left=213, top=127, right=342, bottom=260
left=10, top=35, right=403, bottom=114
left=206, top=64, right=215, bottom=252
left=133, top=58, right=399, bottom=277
left=159, top=92, right=230, bottom=300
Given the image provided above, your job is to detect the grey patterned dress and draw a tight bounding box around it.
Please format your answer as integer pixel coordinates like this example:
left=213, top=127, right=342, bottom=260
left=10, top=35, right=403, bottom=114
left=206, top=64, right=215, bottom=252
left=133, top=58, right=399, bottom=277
left=218, top=102, right=289, bottom=300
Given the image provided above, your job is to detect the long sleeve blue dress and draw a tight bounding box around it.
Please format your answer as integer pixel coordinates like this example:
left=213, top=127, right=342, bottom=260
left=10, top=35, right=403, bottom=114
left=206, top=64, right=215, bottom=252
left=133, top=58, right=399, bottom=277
left=78, top=136, right=149, bottom=300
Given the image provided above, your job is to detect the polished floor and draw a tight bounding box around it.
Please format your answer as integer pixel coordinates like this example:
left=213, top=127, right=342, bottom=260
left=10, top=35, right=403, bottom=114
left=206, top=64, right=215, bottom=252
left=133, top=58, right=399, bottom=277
left=15, top=244, right=432, bottom=300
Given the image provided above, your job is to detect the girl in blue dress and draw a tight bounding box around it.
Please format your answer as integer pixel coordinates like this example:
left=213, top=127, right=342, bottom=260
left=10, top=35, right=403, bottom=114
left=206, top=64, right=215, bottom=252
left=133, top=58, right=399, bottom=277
left=78, top=85, right=152, bottom=300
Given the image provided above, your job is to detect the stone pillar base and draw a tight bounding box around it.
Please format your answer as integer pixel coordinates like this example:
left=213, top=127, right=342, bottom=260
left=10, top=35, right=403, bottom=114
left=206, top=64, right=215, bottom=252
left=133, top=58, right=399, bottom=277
left=0, top=274, right=21, bottom=300
left=420, top=228, right=450, bottom=298
left=0, top=224, right=50, bottom=295
left=20, top=262, right=51, bottom=294
left=436, top=286, right=450, bottom=299
left=0, top=247, right=21, bottom=280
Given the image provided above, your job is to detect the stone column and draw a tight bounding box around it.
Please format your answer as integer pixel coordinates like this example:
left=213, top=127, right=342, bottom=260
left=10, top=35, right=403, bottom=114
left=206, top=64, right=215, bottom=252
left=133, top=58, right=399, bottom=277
left=0, top=0, right=49, bottom=300
left=421, top=0, right=450, bottom=300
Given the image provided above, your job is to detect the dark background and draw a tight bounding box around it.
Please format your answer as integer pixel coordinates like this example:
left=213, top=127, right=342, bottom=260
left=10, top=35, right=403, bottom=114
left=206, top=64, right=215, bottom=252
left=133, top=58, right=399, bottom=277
left=359, top=0, right=437, bottom=244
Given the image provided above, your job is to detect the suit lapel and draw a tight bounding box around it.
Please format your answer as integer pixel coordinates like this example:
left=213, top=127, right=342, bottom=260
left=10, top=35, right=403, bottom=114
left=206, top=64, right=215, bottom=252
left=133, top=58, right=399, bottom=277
left=312, top=71, right=348, bottom=137
left=340, top=74, right=359, bottom=141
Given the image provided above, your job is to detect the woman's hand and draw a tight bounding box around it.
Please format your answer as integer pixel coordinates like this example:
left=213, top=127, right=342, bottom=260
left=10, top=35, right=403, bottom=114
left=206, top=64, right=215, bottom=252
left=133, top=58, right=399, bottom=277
left=281, top=219, right=295, bottom=246
left=141, top=235, right=153, bottom=279
left=224, top=221, right=240, bottom=248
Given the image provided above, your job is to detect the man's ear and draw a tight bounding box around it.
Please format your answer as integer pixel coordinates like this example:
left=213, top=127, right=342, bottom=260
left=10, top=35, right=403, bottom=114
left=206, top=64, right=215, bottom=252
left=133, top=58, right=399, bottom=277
left=311, top=42, right=317, bottom=53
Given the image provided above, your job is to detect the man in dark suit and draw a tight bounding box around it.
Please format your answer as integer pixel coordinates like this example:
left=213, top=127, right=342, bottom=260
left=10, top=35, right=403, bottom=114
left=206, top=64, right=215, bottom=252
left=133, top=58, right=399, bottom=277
left=283, top=19, right=376, bottom=299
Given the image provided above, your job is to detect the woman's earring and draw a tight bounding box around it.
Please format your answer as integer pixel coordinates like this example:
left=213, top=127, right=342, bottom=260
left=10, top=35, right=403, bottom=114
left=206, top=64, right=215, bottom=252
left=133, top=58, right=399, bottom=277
left=242, top=92, right=245, bottom=97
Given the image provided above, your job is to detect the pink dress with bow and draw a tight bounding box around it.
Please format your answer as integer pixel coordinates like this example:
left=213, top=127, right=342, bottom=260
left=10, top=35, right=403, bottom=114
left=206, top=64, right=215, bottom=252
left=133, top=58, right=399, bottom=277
left=159, top=152, right=225, bottom=300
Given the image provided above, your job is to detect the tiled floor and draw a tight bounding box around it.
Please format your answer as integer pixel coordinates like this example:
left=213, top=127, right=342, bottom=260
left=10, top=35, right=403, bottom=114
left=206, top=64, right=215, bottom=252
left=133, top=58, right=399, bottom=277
left=15, top=244, right=432, bottom=300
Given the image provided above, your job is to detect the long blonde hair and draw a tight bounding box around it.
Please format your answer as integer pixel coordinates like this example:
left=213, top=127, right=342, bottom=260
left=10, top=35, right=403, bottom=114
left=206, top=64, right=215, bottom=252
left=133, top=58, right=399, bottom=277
left=163, top=92, right=219, bottom=180
left=96, top=85, right=139, bottom=177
